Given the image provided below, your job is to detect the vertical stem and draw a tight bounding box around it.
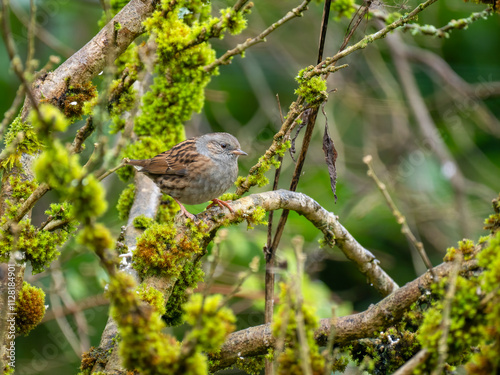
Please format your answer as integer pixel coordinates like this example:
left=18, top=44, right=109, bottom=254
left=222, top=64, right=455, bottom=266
left=264, top=95, right=286, bottom=375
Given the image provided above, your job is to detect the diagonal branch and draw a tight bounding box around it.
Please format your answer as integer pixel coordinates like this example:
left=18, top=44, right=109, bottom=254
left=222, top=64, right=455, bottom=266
left=204, top=0, right=312, bottom=72
left=20, top=0, right=162, bottom=119
left=200, top=189, right=399, bottom=295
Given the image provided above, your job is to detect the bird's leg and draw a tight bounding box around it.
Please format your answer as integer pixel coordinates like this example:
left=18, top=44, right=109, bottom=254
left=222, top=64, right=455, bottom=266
left=208, top=198, right=235, bottom=213
left=173, top=198, right=196, bottom=221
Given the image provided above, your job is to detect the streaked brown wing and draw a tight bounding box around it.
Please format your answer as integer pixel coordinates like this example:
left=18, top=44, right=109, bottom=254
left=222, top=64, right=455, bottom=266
left=142, top=138, right=203, bottom=176
left=142, top=151, right=184, bottom=175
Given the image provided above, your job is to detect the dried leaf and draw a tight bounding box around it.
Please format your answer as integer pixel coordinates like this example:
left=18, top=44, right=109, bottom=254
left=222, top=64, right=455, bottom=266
left=321, top=107, right=338, bottom=203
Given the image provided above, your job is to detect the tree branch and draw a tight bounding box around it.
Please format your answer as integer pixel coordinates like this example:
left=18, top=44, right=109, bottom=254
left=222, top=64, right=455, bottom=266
left=95, top=173, right=161, bottom=373
left=199, top=190, right=399, bottom=295
left=21, top=0, right=161, bottom=119
left=203, top=0, right=312, bottom=73
left=210, top=257, right=478, bottom=372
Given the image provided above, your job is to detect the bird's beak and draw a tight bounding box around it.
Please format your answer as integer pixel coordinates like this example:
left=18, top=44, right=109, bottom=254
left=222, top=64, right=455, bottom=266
left=232, top=149, right=248, bottom=156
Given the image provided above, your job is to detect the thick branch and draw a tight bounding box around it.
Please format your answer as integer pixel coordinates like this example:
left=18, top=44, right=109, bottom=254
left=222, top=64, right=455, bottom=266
left=21, top=0, right=160, bottom=118
left=94, top=173, right=161, bottom=373
left=210, top=258, right=478, bottom=372
left=205, top=190, right=399, bottom=295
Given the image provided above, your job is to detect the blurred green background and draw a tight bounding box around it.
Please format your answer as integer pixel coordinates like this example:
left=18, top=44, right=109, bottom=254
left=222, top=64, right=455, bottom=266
left=2, top=0, right=499, bottom=374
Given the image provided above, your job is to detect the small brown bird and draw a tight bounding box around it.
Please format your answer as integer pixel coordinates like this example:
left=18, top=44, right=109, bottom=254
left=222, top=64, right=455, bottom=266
left=124, top=132, right=247, bottom=220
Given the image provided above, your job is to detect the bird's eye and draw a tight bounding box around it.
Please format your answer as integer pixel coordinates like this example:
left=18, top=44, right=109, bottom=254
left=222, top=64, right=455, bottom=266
left=220, top=143, right=227, bottom=149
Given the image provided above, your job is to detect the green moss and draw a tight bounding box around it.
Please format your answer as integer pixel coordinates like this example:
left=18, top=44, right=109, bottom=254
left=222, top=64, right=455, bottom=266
left=34, top=140, right=84, bottom=190
left=218, top=192, right=239, bottom=202
left=41, top=83, right=97, bottom=122
left=0, top=218, right=73, bottom=273
left=444, top=238, right=476, bottom=262
left=107, top=272, right=180, bottom=375
left=133, top=221, right=208, bottom=279
left=1, top=116, right=43, bottom=170
left=136, top=284, right=166, bottom=315
left=219, top=6, right=250, bottom=35
left=350, top=329, right=420, bottom=373
left=80, top=346, right=110, bottom=375
left=163, top=260, right=204, bottom=326
left=330, top=0, right=356, bottom=20
left=483, top=193, right=500, bottom=233
left=133, top=214, right=154, bottom=229
left=108, top=44, right=141, bottom=132
left=29, top=103, right=70, bottom=136
left=44, top=202, right=74, bottom=223
left=156, top=195, right=180, bottom=224
left=272, top=282, right=325, bottom=375
left=246, top=206, right=268, bottom=229
left=0, top=199, right=76, bottom=271
left=386, top=12, right=404, bottom=24
left=183, top=294, right=236, bottom=351
left=15, top=281, right=46, bottom=335
left=117, top=184, right=135, bottom=220
left=69, top=175, right=108, bottom=221
left=78, top=223, right=114, bottom=253
left=295, top=70, right=328, bottom=106
left=417, top=275, right=483, bottom=371
left=235, top=140, right=291, bottom=193
left=234, top=355, right=266, bottom=375
left=105, top=269, right=211, bottom=375
left=9, top=175, right=37, bottom=200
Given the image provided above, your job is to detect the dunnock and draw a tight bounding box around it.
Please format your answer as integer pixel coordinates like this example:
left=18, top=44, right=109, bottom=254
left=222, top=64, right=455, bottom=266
left=124, top=132, right=247, bottom=220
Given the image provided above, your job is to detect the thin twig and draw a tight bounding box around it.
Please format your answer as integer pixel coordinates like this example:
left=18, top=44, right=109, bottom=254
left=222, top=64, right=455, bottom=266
left=235, top=96, right=306, bottom=196
left=368, top=7, right=493, bottom=38
left=71, top=116, right=95, bottom=154
left=0, top=183, right=50, bottom=232
left=0, top=0, right=42, bottom=119
left=323, top=306, right=337, bottom=375
left=431, top=256, right=461, bottom=375
left=0, top=84, right=25, bottom=139
left=266, top=0, right=369, bottom=300
left=50, top=261, right=90, bottom=355
left=363, top=155, right=436, bottom=278
left=204, top=0, right=312, bottom=72
left=41, top=294, right=108, bottom=323
left=219, top=257, right=259, bottom=309
left=317, top=0, right=332, bottom=64
left=393, top=349, right=430, bottom=375
left=292, top=236, right=313, bottom=375
left=339, top=0, right=372, bottom=53
left=264, top=95, right=286, bottom=375
left=10, top=1, right=75, bottom=57
left=270, top=108, right=318, bottom=260
left=264, top=94, right=286, bottom=323
left=272, top=299, right=291, bottom=375
left=0, top=132, right=24, bottom=166
left=25, top=0, right=35, bottom=71
left=308, top=0, right=441, bottom=75
left=97, top=158, right=128, bottom=181
left=383, top=22, right=470, bottom=239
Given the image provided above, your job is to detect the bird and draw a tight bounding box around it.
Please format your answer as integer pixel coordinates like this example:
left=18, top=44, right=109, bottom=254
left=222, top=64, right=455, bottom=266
left=124, top=132, right=247, bottom=220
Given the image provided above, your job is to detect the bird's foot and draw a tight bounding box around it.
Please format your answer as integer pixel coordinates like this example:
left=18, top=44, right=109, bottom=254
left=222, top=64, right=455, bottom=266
left=208, top=198, right=235, bottom=213
left=173, top=198, right=196, bottom=221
